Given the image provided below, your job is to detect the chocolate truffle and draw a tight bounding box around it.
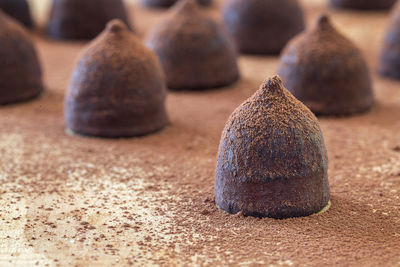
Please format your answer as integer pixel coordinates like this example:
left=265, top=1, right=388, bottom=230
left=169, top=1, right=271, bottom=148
left=330, top=0, right=396, bottom=10
left=0, top=0, right=33, bottom=28
left=47, top=0, right=131, bottom=40
left=140, top=0, right=211, bottom=8
left=278, top=15, right=374, bottom=116
left=380, top=3, right=400, bottom=80
left=223, top=0, right=305, bottom=54
left=65, top=20, right=168, bottom=138
left=146, top=0, right=239, bottom=90
left=215, top=76, right=330, bottom=219
left=0, top=11, right=43, bottom=105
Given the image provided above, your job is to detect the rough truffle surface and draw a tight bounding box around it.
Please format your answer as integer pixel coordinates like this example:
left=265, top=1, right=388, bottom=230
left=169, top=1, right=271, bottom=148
left=0, top=11, right=43, bottom=105
left=215, top=76, right=330, bottom=219
left=0, top=0, right=33, bottom=28
left=146, top=0, right=239, bottom=90
left=223, top=0, right=305, bottom=54
left=330, top=0, right=396, bottom=10
left=65, top=20, right=168, bottom=138
left=278, top=16, right=374, bottom=116
left=47, top=0, right=131, bottom=40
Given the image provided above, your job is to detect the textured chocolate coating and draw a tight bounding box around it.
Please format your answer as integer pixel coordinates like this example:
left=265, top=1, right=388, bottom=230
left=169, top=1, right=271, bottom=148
left=379, top=3, right=400, bottom=80
left=65, top=20, right=168, bottom=138
left=215, top=76, right=330, bottom=219
left=0, top=0, right=33, bottom=28
left=0, top=11, right=43, bottom=105
left=278, top=15, right=374, bottom=116
left=47, top=0, right=131, bottom=40
left=140, top=0, right=211, bottom=8
left=223, top=0, right=305, bottom=54
left=330, top=0, right=396, bottom=10
left=146, top=0, right=239, bottom=90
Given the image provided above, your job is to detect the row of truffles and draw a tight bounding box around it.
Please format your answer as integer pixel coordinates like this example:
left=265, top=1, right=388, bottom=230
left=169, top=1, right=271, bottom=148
left=3, top=0, right=400, bottom=114
left=0, top=0, right=397, bottom=219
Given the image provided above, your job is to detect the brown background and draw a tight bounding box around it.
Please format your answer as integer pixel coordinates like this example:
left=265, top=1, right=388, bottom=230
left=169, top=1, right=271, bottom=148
left=0, top=0, right=399, bottom=266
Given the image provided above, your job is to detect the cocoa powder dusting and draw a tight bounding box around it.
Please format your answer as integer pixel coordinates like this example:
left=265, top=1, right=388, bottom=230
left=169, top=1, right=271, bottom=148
left=0, top=0, right=399, bottom=266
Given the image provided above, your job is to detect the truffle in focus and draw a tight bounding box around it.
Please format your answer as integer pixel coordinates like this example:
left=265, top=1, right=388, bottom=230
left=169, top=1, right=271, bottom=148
left=215, top=76, right=330, bottom=219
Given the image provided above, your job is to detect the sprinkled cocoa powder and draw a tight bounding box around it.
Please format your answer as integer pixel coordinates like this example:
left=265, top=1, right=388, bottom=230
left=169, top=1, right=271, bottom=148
left=0, top=1, right=399, bottom=266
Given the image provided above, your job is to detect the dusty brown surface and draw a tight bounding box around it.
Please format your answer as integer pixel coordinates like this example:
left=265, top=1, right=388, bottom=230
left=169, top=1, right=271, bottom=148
left=0, top=0, right=399, bottom=266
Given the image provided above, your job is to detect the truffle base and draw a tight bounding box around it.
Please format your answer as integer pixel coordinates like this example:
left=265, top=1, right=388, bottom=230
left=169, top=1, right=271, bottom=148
left=215, top=174, right=330, bottom=219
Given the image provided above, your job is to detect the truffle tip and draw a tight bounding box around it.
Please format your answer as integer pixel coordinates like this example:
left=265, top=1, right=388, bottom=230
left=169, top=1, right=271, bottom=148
left=316, top=14, right=330, bottom=26
left=261, top=75, right=284, bottom=92
left=106, top=19, right=127, bottom=33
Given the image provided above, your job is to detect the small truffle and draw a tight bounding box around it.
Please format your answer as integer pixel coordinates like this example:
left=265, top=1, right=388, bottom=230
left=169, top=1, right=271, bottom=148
left=146, top=0, right=239, bottom=90
left=0, top=11, right=43, bottom=105
left=278, top=15, right=374, bottom=116
left=380, top=3, right=400, bottom=80
left=330, top=0, right=396, bottom=10
left=140, top=0, right=211, bottom=8
left=65, top=20, right=168, bottom=138
left=0, top=0, right=33, bottom=28
left=215, top=76, right=330, bottom=219
left=47, top=0, right=131, bottom=40
left=223, top=0, right=305, bottom=54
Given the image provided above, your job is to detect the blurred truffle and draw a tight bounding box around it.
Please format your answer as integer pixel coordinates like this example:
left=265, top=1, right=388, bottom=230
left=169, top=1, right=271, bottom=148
left=380, top=2, right=400, bottom=80
left=215, top=76, right=330, bottom=219
left=0, top=10, right=43, bottom=105
left=65, top=20, right=168, bottom=138
left=330, top=0, right=396, bottom=10
left=140, top=0, right=211, bottom=8
left=146, top=0, right=239, bottom=90
left=278, top=15, right=374, bottom=116
left=0, top=0, right=33, bottom=28
left=223, top=0, right=305, bottom=54
left=47, top=0, right=131, bottom=40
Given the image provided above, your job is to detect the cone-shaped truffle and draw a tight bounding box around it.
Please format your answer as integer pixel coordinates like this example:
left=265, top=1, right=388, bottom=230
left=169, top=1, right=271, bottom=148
left=47, top=0, right=131, bottom=40
left=146, top=0, right=239, bottom=90
left=278, top=15, right=374, bottom=116
left=65, top=20, right=168, bottom=138
left=380, top=3, right=400, bottom=80
left=141, top=0, right=211, bottom=8
left=330, top=0, right=396, bottom=10
left=223, top=0, right=305, bottom=54
left=0, top=0, right=33, bottom=28
left=215, top=76, right=330, bottom=219
left=0, top=11, right=43, bottom=105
